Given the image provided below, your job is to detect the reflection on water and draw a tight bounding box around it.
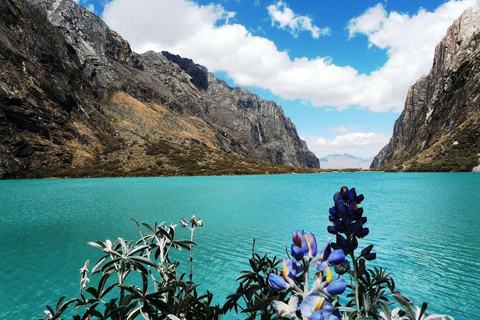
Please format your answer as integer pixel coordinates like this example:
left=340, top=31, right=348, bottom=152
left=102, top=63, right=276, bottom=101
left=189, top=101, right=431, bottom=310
left=0, top=173, right=479, bottom=320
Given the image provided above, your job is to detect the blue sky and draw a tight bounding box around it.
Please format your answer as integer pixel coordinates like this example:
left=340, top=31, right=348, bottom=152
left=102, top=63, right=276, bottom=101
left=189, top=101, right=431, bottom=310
left=75, top=0, right=478, bottom=158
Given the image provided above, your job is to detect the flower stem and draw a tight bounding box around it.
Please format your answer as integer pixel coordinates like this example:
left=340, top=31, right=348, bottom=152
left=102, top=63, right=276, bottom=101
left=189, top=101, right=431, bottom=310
left=189, top=227, right=194, bottom=282
left=350, top=252, right=361, bottom=317
left=303, top=260, right=309, bottom=297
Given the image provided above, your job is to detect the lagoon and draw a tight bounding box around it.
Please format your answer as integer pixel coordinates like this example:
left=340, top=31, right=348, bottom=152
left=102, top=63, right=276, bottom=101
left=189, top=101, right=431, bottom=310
left=0, top=172, right=479, bottom=319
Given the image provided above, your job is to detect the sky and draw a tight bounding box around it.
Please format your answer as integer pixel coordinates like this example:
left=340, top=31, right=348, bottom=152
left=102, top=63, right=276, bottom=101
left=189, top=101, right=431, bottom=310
left=75, top=0, right=479, bottom=158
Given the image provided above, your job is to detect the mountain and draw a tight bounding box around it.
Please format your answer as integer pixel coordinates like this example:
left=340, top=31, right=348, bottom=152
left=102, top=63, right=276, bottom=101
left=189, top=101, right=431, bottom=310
left=0, top=0, right=319, bottom=178
left=319, top=154, right=373, bottom=170
left=371, top=5, right=480, bottom=172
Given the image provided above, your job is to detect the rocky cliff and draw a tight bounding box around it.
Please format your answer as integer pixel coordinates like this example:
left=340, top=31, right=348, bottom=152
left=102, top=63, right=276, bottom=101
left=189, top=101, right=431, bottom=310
left=0, top=0, right=319, bottom=178
left=371, top=5, right=480, bottom=172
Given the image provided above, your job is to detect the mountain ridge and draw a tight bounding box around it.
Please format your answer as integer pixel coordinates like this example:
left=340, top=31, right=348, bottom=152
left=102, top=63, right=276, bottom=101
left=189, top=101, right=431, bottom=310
left=319, top=153, right=373, bottom=170
left=371, top=5, right=480, bottom=172
left=0, top=0, right=319, bottom=178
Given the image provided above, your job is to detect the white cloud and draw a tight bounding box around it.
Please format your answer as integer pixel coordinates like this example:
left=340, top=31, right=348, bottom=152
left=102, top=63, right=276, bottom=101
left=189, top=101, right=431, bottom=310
left=348, top=4, right=387, bottom=39
left=329, top=126, right=355, bottom=134
left=102, top=0, right=479, bottom=113
left=267, top=1, right=330, bottom=38
left=302, top=132, right=391, bottom=159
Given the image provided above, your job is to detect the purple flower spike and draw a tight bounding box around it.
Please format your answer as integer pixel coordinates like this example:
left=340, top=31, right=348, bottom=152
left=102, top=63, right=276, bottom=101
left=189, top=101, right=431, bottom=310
left=358, top=228, right=370, bottom=238
left=305, top=232, right=318, bottom=258
left=336, top=202, right=346, bottom=214
left=327, top=226, right=337, bottom=235
left=348, top=202, right=356, bottom=215
left=340, top=186, right=349, bottom=201
left=268, top=273, right=288, bottom=290
left=361, top=244, right=374, bottom=256
left=356, top=194, right=365, bottom=203
left=333, top=192, right=340, bottom=203
left=325, top=277, right=346, bottom=296
left=336, top=234, right=347, bottom=249
left=348, top=188, right=357, bottom=201
left=327, top=249, right=345, bottom=265
left=365, top=252, right=377, bottom=261
left=329, top=207, right=338, bottom=216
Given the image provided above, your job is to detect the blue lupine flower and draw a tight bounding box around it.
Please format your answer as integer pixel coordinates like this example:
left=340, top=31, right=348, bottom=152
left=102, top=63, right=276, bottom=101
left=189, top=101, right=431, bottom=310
left=325, top=277, right=346, bottom=296
left=328, top=186, right=374, bottom=261
left=271, top=295, right=299, bottom=317
left=299, top=294, right=325, bottom=319
left=319, top=238, right=332, bottom=261
left=334, top=259, right=350, bottom=275
left=268, top=273, right=288, bottom=290
left=291, top=230, right=318, bottom=260
left=316, top=261, right=333, bottom=284
left=281, top=258, right=298, bottom=282
left=327, top=249, right=345, bottom=265
left=292, top=230, right=309, bottom=260
left=268, top=258, right=298, bottom=290
left=270, top=232, right=345, bottom=320
left=291, top=243, right=305, bottom=260
left=300, top=294, right=337, bottom=320
left=305, top=232, right=318, bottom=258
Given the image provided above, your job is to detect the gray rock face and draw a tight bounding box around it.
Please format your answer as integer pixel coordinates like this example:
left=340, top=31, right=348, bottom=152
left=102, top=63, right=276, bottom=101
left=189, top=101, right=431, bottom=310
left=27, top=0, right=319, bottom=169
left=149, top=51, right=320, bottom=168
left=371, top=5, right=480, bottom=171
left=0, top=0, right=319, bottom=178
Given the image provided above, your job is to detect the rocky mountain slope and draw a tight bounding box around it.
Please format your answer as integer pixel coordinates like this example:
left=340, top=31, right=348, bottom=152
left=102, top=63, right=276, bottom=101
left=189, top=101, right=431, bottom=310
left=371, top=5, right=480, bottom=172
left=0, top=0, right=319, bottom=178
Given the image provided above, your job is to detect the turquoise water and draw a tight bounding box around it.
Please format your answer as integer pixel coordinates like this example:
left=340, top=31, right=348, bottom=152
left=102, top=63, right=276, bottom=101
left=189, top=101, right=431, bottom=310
left=0, top=172, right=479, bottom=319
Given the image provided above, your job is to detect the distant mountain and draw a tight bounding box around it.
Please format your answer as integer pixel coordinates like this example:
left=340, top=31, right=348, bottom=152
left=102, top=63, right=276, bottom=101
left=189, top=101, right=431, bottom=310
left=0, top=0, right=319, bottom=178
left=319, top=154, right=373, bottom=170
left=371, top=5, right=480, bottom=172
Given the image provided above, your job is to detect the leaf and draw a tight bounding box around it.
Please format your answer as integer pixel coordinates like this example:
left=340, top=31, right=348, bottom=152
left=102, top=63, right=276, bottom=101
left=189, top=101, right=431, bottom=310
left=91, top=256, right=108, bottom=274
left=393, top=294, right=416, bottom=320
left=118, top=237, right=128, bottom=255
left=141, top=222, right=155, bottom=233
left=55, top=296, right=66, bottom=312
left=127, top=244, right=149, bottom=256
left=101, top=258, right=121, bottom=272
left=86, top=287, right=99, bottom=299
left=378, top=301, right=392, bottom=320
left=86, top=309, right=103, bottom=319
left=129, top=255, right=158, bottom=268
left=100, top=282, right=118, bottom=299
left=418, top=302, right=428, bottom=319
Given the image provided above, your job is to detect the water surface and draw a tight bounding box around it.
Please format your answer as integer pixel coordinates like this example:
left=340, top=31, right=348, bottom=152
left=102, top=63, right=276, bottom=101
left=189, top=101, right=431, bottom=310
left=0, top=172, right=478, bottom=319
